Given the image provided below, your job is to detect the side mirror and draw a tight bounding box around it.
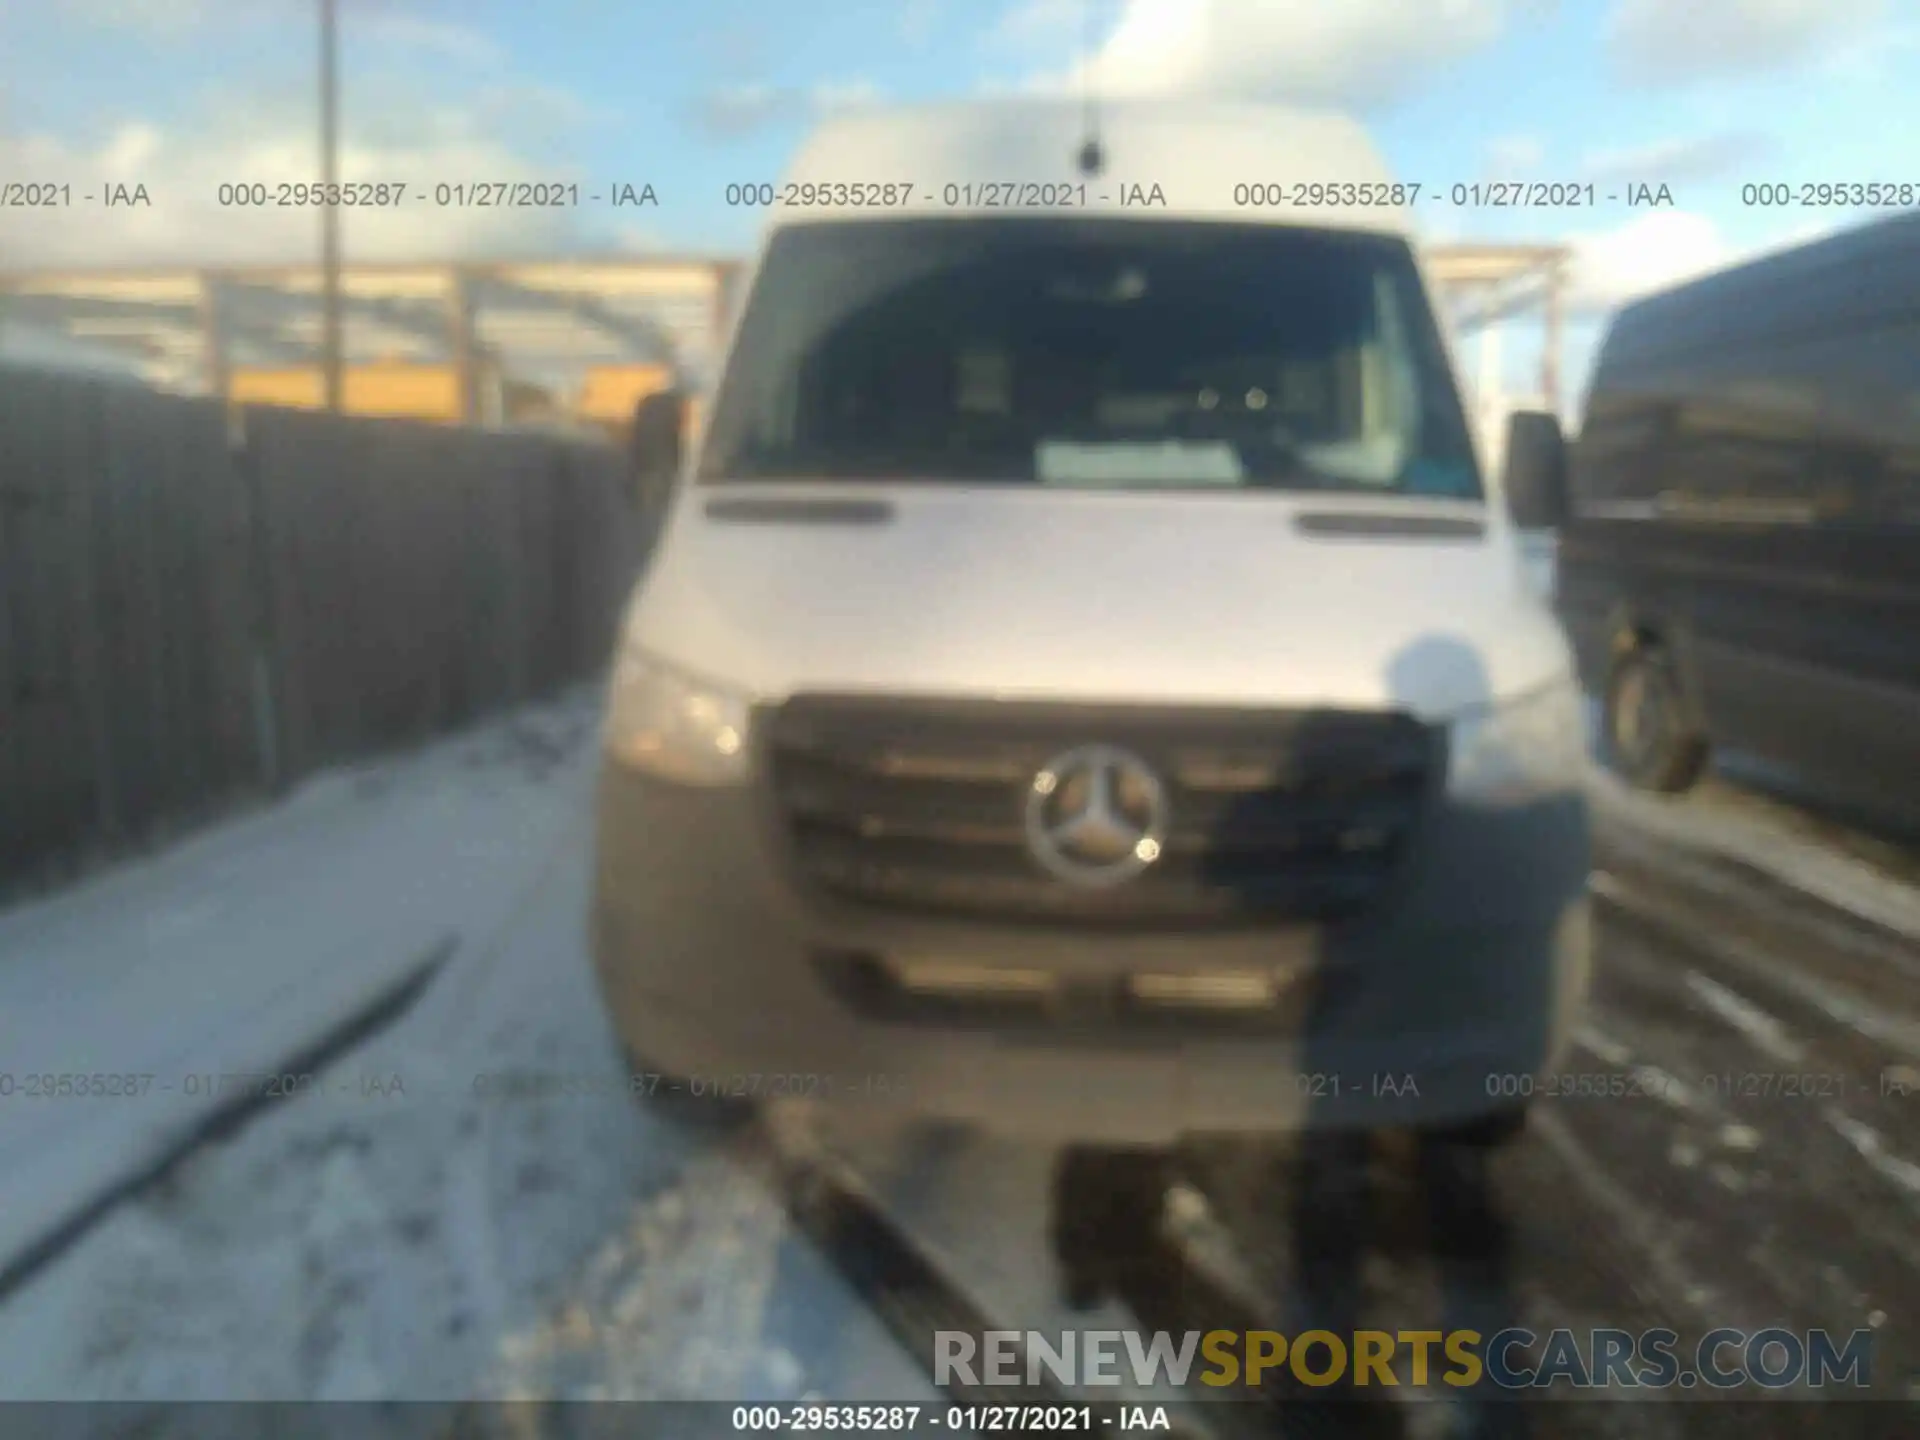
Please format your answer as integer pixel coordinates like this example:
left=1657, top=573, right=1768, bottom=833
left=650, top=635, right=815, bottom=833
left=1503, top=409, right=1569, bottom=530
left=629, top=390, right=685, bottom=512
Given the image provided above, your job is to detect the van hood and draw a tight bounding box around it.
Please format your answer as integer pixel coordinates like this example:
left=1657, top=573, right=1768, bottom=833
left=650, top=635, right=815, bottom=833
left=627, top=487, right=1572, bottom=723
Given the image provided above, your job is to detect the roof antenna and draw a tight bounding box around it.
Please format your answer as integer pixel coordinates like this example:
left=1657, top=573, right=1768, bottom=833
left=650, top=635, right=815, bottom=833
left=1076, top=0, right=1105, bottom=177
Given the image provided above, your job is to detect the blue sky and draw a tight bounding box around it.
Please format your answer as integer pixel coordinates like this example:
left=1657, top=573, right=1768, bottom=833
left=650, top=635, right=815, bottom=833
left=2, top=0, right=1916, bottom=398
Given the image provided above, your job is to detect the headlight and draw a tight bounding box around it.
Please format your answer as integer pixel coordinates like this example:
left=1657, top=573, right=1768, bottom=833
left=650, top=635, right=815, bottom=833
left=1446, top=673, right=1587, bottom=803
left=603, top=647, right=753, bottom=785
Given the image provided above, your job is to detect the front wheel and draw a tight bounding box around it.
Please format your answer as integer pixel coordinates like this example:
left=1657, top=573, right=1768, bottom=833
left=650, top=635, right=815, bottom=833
left=1605, top=647, right=1709, bottom=793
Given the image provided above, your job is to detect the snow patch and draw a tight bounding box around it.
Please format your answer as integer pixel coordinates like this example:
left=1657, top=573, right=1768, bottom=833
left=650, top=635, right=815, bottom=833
left=1588, top=766, right=1920, bottom=945
left=1823, top=1111, right=1920, bottom=1203
left=1685, top=972, right=1805, bottom=1066
left=1574, top=1025, right=1634, bottom=1068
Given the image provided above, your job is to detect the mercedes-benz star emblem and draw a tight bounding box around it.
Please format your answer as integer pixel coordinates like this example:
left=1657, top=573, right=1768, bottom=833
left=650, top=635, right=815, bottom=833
left=1024, top=745, right=1169, bottom=889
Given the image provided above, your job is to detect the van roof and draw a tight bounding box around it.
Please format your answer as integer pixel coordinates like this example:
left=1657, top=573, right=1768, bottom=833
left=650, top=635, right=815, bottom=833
left=771, top=99, right=1411, bottom=237
left=1597, top=207, right=1920, bottom=369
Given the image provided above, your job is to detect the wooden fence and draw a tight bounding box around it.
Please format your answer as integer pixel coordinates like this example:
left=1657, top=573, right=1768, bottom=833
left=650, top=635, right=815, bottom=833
left=0, top=365, right=644, bottom=894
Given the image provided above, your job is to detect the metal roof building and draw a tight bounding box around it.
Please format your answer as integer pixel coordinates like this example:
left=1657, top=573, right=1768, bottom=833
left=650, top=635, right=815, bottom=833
left=0, top=243, right=1567, bottom=425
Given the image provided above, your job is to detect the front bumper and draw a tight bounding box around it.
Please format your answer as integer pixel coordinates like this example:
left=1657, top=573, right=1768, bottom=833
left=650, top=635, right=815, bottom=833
left=590, top=760, right=1592, bottom=1144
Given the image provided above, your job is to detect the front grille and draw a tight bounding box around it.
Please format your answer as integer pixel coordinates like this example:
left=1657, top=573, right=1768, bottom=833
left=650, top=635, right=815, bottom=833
left=763, top=697, right=1439, bottom=928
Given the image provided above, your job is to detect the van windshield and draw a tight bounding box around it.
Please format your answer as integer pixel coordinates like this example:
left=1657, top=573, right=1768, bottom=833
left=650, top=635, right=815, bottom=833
left=699, top=218, right=1481, bottom=498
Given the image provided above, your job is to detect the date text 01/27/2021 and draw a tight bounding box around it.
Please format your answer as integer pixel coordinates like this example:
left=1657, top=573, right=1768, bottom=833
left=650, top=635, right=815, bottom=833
left=713, top=180, right=1683, bottom=210
left=729, top=1404, right=1173, bottom=1433
left=632, top=1072, right=1421, bottom=1103
left=466, top=1071, right=921, bottom=1103
left=642, top=1072, right=918, bottom=1102
left=719, top=181, right=1168, bottom=209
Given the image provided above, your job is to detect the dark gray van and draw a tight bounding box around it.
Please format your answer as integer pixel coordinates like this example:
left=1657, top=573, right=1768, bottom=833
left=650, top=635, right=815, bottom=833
left=1516, top=209, right=1920, bottom=825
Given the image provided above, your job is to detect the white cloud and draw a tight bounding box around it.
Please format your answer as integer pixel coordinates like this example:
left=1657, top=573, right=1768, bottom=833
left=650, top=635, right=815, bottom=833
left=813, top=80, right=886, bottom=112
left=57, top=0, right=496, bottom=44
left=0, top=108, right=589, bottom=270
left=688, top=80, right=885, bottom=139
left=987, top=0, right=1086, bottom=51
left=1579, top=131, right=1774, bottom=185
left=464, top=81, right=620, bottom=144
left=1607, top=0, right=1889, bottom=86
left=57, top=0, right=213, bottom=32
left=690, top=83, right=792, bottom=137
left=1483, top=134, right=1546, bottom=181
left=353, top=14, right=506, bottom=67
left=1567, top=210, right=1731, bottom=310
left=0, top=7, right=619, bottom=272
left=901, top=0, right=942, bottom=47
left=616, top=222, right=668, bottom=251
left=1563, top=207, right=1844, bottom=312
left=101, top=121, right=166, bottom=174
left=1814, top=15, right=1920, bottom=83
left=1013, top=0, right=1513, bottom=108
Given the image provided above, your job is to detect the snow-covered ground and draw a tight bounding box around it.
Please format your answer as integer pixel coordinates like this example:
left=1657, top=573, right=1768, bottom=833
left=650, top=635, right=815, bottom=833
left=3, top=667, right=1917, bottom=1428
left=1589, top=768, right=1920, bottom=946
left=1517, top=529, right=1557, bottom=603
left=1575, top=693, right=1920, bottom=946
left=0, top=695, right=934, bottom=1418
left=0, top=691, right=601, bottom=1292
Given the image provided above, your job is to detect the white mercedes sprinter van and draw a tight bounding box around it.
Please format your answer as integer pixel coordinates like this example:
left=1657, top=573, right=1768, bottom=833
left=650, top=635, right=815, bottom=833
left=592, top=100, right=1592, bottom=1146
